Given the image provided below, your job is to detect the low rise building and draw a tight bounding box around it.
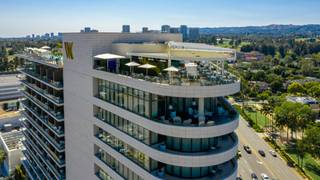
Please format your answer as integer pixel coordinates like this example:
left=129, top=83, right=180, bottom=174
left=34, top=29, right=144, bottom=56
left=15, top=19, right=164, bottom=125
left=286, top=96, right=319, bottom=118
left=0, top=130, right=24, bottom=176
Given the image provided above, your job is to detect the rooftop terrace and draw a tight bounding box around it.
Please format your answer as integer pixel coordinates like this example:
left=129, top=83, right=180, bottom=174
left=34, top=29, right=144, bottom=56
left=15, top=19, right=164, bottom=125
left=17, top=47, right=63, bottom=68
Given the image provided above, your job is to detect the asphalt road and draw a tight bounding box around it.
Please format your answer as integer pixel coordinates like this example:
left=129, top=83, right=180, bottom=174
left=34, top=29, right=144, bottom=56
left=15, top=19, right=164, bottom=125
left=236, top=117, right=303, bottom=180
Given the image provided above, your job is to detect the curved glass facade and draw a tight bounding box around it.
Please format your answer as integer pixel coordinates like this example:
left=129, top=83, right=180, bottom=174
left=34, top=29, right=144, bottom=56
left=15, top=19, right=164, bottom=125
left=94, top=106, right=236, bottom=153
left=96, top=78, right=238, bottom=127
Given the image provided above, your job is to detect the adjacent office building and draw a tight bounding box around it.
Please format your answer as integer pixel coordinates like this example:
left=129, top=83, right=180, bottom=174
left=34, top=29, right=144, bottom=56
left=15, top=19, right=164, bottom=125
left=17, top=47, right=65, bottom=179
left=122, top=25, right=130, bottom=33
left=142, top=27, right=149, bottom=33
left=169, top=27, right=180, bottom=34
left=161, top=25, right=170, bottom=33
left=180, top=25, right=188, bottom=41
left=63, top=32, right=239, bottom=180
left=189, top=28, right=200, bottom=41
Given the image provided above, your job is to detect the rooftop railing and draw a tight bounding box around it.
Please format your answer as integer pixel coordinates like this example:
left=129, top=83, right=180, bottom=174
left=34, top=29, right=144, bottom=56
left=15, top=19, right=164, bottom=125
left=18, top=52, right=63, bottom=67
left=94, top=61, right=238, bottom=87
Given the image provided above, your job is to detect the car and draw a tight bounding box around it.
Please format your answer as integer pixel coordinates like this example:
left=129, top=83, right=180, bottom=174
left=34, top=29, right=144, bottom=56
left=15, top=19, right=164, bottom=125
left=251, top=172, right=258, bottom=180
left=269, top=150, right=277, bottom=157
left=243, top=145, right=252, bottom=154
left=258, top=150, right=266, bottom=157
left=261, top=173, right=269, bottom=180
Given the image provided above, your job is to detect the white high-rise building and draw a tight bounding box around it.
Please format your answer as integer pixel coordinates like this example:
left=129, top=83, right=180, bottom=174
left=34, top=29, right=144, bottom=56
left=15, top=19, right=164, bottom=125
left=62, top=32, right=239, bottom=180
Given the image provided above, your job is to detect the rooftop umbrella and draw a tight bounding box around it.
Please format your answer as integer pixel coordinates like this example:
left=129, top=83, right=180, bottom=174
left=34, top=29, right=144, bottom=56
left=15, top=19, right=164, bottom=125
left=164, top=66, right=179, bottom=84
left=163, top=66, right=179, bottom=72
left=138, top=63, right=156, bottom=76
left=125, top=62, right=140, bottom=74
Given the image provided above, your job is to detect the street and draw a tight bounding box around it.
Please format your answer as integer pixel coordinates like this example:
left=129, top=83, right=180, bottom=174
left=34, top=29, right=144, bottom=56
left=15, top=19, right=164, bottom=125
left=237, top=117, right=303, bottom=180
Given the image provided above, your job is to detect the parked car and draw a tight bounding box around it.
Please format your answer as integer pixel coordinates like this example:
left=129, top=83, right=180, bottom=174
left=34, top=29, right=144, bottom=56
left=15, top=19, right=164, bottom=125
left=261, top=173, right=269, bottom=180
left=251, top=172, right=258, bottom=180
left=269, top=150, right=277, bottom=157
left=258, top=150, right=266, bottom=157
left=243, top=145, right=252, bottom=154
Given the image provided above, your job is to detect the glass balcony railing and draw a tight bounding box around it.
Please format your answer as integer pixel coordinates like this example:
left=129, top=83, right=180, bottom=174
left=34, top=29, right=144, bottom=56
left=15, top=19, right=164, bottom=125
left=95, top=98, right=238, bottom=128
left=94, top=61, right=238, bottom=86
left=22, top=100, right=64, bottom=135
left=18, top=52, right=63, bottom=67
left=24, top=129, right=65, bottom=166
left=22, top=114, right=65, bottom=151
left=21, top=68, right=63, bottom=88
left=23, top=150, right=50, bottom=180
left=23, top=139, right=65, bottom=180
left=23, top=91, right=64, bottom=120
left=22, top=80, right=64, bottom=104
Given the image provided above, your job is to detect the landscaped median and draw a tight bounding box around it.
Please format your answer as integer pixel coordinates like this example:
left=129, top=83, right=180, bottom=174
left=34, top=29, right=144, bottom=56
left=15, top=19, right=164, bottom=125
left=263, top=137, right=317, bottom=180
left=233, top=104, right=264, bottom=132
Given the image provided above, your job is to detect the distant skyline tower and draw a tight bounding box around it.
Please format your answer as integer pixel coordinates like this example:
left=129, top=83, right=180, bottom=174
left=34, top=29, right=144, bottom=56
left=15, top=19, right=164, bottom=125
left=180, top=25, right=188, bottom=41
left=189, top=27, right=200, bottom=41
left=161, top=25, right=170, bottom=33
left=122, top=25, right=130, bottom=33
left=142, top=27, right=148, bottom=33
left=50, top=32, right=54, bottom=38
left=169, top=27, right=180, bottom=33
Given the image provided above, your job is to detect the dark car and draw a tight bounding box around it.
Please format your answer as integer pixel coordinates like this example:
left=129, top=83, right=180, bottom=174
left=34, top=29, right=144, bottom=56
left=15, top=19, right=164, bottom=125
left=243, top=145, right=252, bottom=154
left=251, top=173, right=258, bottom=180
left=258, top=150, right=266, bottom=157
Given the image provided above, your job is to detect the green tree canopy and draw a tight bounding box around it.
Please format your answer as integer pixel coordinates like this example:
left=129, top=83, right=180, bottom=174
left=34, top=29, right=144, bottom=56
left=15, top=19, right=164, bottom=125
left=287, top=82, right=305, bottom=95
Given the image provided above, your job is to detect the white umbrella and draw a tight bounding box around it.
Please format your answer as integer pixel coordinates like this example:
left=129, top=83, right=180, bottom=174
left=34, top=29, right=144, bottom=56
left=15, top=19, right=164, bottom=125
left=41, top=46, right=51, bottom=50
left=138, top=63, right=156, bottom=75
left=125, top=62, right=140, bottom=74
left=125, top=61, right=140, bottom=66
left=185, top=62, right=197, bottom=67
left=163, top=66, right=179, bottom=72
left=164, top=66, right=179, bottom=84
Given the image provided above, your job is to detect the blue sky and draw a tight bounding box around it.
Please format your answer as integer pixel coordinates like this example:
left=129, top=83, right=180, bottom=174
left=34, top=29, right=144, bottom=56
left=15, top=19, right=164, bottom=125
left=1, top=0, right=320, bottom=37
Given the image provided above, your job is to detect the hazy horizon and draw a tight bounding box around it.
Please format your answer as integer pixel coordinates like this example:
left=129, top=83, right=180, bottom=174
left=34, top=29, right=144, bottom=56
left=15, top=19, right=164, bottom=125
left=1, top=0, right=320, bottom=37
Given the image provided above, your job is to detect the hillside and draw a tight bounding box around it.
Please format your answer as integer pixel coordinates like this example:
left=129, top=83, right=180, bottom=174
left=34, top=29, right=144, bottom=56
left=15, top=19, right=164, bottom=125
left=200, top=24, right=320, bottom=36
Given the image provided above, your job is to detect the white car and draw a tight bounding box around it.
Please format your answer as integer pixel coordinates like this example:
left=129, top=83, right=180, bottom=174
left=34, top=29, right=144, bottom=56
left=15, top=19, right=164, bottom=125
left=261, top=173, right=269, bottom=180
left=269, top=150, right=277, bottom=157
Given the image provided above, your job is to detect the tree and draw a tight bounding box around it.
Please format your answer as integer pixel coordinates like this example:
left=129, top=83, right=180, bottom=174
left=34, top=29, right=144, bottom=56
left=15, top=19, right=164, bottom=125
left=296, top=139, right=307, bottom=168
left=287, top=82, right=305, bottom=95
left=275, top=101, right=314, bottom=141
left=0, top=148, right=6, bottom=165
left=303, top=125, right=320, bottom=159
left=270, top=80, right=283, bottom=92
left=14, top=164, right=26, bottom=180
left=211, top=36, right=217, bottom=45
left=300, top=58, right=314, bottom=76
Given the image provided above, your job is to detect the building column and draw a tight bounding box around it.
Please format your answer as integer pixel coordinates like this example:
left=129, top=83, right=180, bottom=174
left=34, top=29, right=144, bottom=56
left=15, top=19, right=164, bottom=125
left=198, top=98, right=204, bottom=118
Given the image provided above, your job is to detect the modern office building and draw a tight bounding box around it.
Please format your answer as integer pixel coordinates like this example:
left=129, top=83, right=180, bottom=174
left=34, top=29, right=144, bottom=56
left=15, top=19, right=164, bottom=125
left=0, top=74, right=23, bottom=104
left=161, top=25, right=170, bottom=33
left=189, top=28, right=200, bottom=41
left=63, top=32, right=239, bottom=180
left=180, top=25, right=188, bottom=41
left=17, top=47, right=65, bottom=179
left=122, top=25, right=131, bottom=33
left=169, top=27, right=180, bottom=34
left=142, top=27, right=149, bottom=33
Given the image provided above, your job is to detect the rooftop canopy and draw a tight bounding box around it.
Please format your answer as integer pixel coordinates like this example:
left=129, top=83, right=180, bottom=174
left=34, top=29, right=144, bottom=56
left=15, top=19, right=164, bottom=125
left=94, top=53, right=126, bottom=60
left=167, top=41, right=236, bottom=61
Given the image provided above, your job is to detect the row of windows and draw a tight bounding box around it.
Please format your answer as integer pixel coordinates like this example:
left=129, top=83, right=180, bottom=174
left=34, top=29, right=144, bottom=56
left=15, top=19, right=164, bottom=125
left=95, top=106, right=158, bottom=145
left=95, top=165, right=113, bottom=180
left=96, top=128, right=158, bottom=172
left=96, top=146, right=144, bottom=180
left=97, top=79, right=157, bottom=118
left=95, top=106, right=235, bottom=153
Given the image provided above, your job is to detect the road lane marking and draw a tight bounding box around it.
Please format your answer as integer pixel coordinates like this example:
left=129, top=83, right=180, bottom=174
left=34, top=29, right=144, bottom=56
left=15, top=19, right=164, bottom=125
left=237, top=120, right=278, bottom=178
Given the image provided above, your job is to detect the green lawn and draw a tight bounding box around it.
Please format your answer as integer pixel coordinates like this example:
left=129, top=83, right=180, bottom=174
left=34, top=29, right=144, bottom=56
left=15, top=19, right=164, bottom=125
left=284, top=146, right=320, bottom=180
left=244, top=108, right=270, bottom=128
